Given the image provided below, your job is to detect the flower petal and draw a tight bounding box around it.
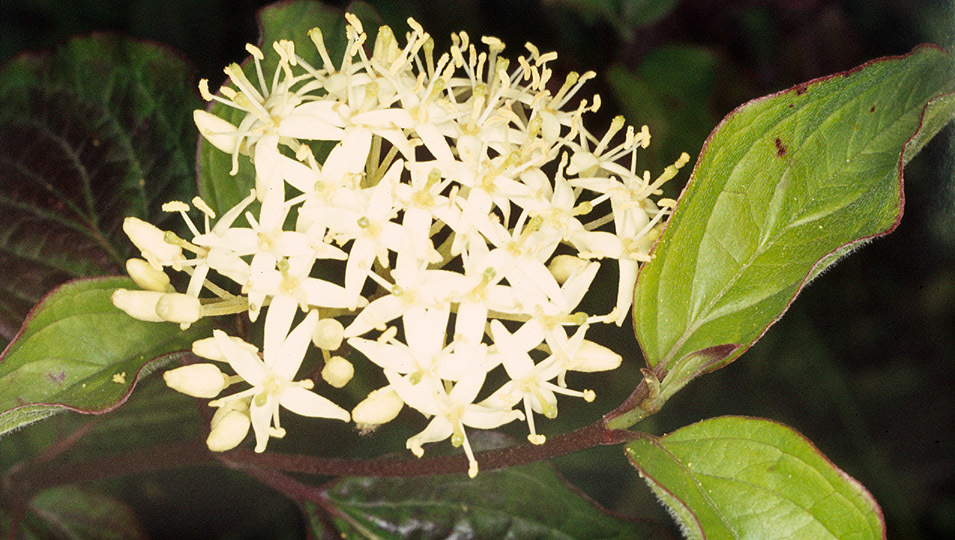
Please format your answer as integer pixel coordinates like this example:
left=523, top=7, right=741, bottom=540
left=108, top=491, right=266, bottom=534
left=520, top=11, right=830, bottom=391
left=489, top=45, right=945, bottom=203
left=214, top=329, right=265, bottom=386
left=279, top=386, right=350, bottom=421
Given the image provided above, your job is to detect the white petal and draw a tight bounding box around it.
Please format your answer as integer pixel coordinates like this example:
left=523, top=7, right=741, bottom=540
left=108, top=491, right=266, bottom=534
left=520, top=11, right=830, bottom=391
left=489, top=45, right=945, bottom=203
left=250, top=393, right=275, bottom=452
left=349, top=338, right=415, bottom=373
left=403, top=306, right=448, bottom=358
left=264, top=295, right=297, bottom=357
left=302, top=277, right=358, bottom=309
left=322, top=128, right=371, bottom=182
left=272, top=310, right=318, bottom=380
left=214, top=329, right=266, bottom=386
left=279, top=386, right=350, bottom=421
left=343, top=295, right=403, bottom=338
left=416, top=123, right=454, bottom=162
left=279, top=101, right=346, bottom=140
left=462, top=404, right=524, bottom=430
left=194, top=110, right=239, bottom=154
left=407, top=416, right=453, bottom=454
left=386, top=370, right=442, bottom=415
left=614, top=259, right=639, bottom=326
left=253, top=135, right=283, bottom=197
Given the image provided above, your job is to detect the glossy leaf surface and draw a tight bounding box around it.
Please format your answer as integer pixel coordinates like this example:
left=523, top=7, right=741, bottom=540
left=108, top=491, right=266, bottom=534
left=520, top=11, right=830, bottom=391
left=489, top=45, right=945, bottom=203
left=626, top=416, right=884, bottom=539
left=0, top=277, right=204, bottom=437
left=632, top=46, right=955, bottom=391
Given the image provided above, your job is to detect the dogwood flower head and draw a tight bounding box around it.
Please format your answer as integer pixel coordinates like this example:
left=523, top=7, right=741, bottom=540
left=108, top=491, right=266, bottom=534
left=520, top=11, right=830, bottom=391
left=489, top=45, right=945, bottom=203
left=114, top=13, right=689, bottom=472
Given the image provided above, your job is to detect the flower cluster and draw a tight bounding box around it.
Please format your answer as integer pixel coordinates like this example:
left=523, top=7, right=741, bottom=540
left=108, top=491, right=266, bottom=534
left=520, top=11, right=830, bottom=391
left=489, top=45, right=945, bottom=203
left=112, top=14, right=688, bottom=477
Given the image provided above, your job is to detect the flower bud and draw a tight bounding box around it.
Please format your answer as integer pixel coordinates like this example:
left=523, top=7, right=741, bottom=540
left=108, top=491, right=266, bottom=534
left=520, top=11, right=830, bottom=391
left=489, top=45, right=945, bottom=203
left=206, top=400, right=251, bottom=452
left=163, top=363, right=230, bottom=398
left=312, top=318, right=345, bottom=350
left=155, top=293, right=201, bottom=324
left=192, top=335, right=258, bottom=362
left=571, top=340, right=622, bottom=372
left=321, top=356, right=354, bottom=388
left=111, top=289, right=165, bottom=322
left=352, top=387, right=404, bottom=427
left=123, top=217, right=182, bottom=270
left=547, top=255, right=590, bottom=285
left=125, top=258, right=174, bottom=292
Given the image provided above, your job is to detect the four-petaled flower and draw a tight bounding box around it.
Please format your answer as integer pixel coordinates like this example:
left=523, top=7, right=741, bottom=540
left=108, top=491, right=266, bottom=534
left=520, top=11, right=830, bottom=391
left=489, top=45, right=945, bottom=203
left=206, top=297, right=350, bottom=452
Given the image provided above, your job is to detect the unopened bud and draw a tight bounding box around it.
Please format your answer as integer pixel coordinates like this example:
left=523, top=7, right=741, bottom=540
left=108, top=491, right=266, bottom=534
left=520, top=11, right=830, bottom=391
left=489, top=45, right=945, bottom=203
left=111, top=289, right=165, bottom=322
left=192, top=335, right=258, bottom=362
left=207, top=400, right=251, bottom=452
left=155, top=293, right=201, bottom=324
left=126, top=258, right=173, bottom=292
left=352, top=387, right=404, bottom=427
left=547, top=255, right=590, bottom=284
left=571, top=340, right=622, bottom=372
left=163, top=363, right=229, bottom=398
left=123, top=217, right=182, bottom=270
left=321, top=356, right=354, bottom=388
left=312, top=318, right=345, bottom=350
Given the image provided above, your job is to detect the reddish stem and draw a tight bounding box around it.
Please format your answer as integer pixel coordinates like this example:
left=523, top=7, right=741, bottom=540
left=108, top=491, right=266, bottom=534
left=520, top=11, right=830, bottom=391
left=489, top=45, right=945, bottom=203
left=221, top=421, right=637, bottom=477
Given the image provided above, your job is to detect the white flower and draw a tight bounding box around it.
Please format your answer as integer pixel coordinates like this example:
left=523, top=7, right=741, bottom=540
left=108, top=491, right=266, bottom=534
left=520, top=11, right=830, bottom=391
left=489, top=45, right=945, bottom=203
left=481, top=321, right=596, bottom=444
left=349, top=305, right=459, bottom=381
left=386, top=350, right=523, bottom=478
left=207, top=298, right=350, bottom=452
left=114, top=13, right=691, bottom=473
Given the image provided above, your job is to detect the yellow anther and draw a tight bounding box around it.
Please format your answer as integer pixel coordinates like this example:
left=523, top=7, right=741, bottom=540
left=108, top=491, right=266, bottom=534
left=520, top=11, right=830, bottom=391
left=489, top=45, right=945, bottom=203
left=198, top=79, right=214, bottom=101
left=162, top=201, right=190, bottom=213
left=245, top=43, right=264, bottom=60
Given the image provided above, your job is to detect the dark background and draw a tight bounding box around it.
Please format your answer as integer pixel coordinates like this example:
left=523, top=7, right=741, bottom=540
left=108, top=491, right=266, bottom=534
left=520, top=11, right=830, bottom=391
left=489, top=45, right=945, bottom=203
left=2, top=0, right=953, bottom=538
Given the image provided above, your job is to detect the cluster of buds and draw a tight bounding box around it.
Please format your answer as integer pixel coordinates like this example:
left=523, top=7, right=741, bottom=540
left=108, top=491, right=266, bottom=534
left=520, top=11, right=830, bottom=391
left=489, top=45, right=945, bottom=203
left=112, top=13, right=688, bottom=477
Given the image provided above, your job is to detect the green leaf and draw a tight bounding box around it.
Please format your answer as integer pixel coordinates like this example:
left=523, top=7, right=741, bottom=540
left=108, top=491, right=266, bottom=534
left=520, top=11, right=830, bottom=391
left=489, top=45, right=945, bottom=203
left=0, top=276, right=205, bottom=437
left=2, top=486, right=147, bottom=540
left=625, top=416, right=884, bottom=540
left=197, top=0, right=379, bottom=216
left=313, top=462, right=663, bottom=539
left=0, top=35, right=201, bottom=340
left=631, top=46, right=955, bottom=389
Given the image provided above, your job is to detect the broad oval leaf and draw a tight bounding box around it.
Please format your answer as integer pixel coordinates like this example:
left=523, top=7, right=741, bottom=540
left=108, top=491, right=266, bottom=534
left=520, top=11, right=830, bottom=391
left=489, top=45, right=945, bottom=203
left=632, top=46, right=955, bottom=391
left=626, top=416, right=884, bottom=540
left=0, top=277, right=205, bottom=437
left=313, top=462, right=666, bottom=539
left=0, top=35, right=200, bottom=341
